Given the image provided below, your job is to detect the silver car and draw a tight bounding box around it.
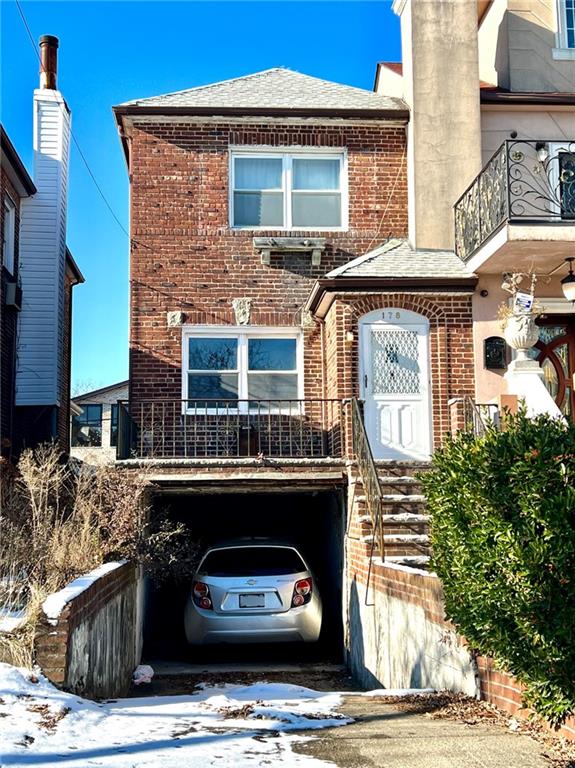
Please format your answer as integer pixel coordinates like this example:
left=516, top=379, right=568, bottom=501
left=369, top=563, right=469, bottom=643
left=184, top=540, right=322, bottom=645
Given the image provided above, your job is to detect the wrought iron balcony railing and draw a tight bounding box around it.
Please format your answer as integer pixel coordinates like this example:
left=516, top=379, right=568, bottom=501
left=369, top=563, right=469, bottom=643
left=116, top=399, right=346, bottom=460
left=455, top=139, right=575, bottom=261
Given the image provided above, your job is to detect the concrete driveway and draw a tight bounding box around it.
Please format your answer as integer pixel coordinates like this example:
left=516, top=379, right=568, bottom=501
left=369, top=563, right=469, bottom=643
left=294, top=694, right=556, bottom=768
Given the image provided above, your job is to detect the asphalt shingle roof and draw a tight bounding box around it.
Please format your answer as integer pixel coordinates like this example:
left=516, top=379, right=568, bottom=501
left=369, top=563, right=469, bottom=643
left=118, top=68, right=407, bottom=112
left=326, top=239, right=474, bottom=279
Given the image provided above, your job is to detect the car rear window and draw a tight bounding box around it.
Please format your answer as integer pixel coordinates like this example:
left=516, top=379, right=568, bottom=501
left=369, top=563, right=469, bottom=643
left=200, top=547, right=307, bottom=577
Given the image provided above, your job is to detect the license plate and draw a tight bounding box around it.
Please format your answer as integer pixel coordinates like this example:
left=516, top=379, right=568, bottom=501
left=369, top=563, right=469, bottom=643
left=239, top=593, right=265, bottom=608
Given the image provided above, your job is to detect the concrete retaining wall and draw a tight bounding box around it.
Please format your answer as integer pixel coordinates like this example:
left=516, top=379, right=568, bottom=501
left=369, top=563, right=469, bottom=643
left=344, top=541, right=575, bottom=740
left=344, top=553, right=476, bottom=694
left=36, top=562, right=140, bottom=698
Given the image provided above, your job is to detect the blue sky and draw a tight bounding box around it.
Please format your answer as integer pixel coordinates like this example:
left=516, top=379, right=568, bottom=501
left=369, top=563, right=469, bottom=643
left=1, top=0, right=401, bottom=394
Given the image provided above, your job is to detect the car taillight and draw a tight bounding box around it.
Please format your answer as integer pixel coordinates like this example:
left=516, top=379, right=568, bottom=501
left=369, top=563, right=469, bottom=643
left=292, top=578, right=312, bottom=607
left=193, top=581, right=212, bottom=610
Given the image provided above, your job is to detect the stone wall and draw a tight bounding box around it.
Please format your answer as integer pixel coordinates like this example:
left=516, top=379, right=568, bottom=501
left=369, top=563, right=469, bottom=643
left=36, top=562, right=140, bottom=699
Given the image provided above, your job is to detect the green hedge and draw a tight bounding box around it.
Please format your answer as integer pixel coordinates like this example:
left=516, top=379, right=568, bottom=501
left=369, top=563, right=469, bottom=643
left=420, top=412, right=575, bottom=724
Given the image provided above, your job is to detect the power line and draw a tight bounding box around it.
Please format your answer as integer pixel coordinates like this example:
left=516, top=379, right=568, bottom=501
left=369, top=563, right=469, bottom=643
left=14, top=0, right=131, bottom=240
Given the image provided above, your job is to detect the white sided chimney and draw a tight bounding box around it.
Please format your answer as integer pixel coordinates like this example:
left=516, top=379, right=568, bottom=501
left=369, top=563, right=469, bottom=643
left=16, top=35, right=72, bottom=408
left=392, top=0, right=483, bottom=251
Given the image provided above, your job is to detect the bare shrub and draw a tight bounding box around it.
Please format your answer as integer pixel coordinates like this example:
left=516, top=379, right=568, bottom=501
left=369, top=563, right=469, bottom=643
left=0, top=444, right=198, bottom=667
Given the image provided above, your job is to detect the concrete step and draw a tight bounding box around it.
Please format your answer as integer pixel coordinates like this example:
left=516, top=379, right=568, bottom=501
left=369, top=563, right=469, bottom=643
left=355, top=493, right=426, bottom=505
left=384, top=534, right=429, bottom=545
left=377, top=475, right=420, bottom=485
left=383, top=555, right=431, bottom=567
left=381, top=494, right=426, bottom=504
left=382, top=513, right=430, bottom=524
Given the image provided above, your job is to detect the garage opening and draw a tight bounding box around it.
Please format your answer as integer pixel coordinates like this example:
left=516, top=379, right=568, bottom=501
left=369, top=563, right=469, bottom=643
left=142, top=489, right=345, bottom=664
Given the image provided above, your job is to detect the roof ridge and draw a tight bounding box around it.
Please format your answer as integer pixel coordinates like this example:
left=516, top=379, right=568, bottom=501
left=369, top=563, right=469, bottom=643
left=119, top=67, right=396, bottom=108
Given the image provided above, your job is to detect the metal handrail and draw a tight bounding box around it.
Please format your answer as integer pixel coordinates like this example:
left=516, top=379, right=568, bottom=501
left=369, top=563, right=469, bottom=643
left=351, top=398, right=384, bottom=561
left=462, top=396, right=499, bottom=437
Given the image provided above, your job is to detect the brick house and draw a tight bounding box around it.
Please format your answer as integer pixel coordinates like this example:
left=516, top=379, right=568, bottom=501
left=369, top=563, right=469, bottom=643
left=1, top=36, right=84, bottom=459
left=113, top=68, right=477, bottom=468
left=111, top=66, right=481, bottom=662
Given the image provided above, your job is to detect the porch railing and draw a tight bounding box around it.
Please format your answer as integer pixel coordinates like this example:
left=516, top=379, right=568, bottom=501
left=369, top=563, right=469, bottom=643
left=351, top=398, right=384, bottom=560
left=116, top=399, right=345, bottom=460
left=462, top=397, right=500, bottom=438
left=455, top=139, right=575, bottom=261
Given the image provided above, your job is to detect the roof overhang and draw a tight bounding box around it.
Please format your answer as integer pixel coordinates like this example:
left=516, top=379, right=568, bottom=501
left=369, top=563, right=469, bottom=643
left=1, top=126, right=36, bottom=197
left=306, top=276, right=478, bottom=319
left=65, top=247, right=85, bottom=285
left=113, top=104, right=410, bottom=164
left=480, top=91, right=575, bottom=106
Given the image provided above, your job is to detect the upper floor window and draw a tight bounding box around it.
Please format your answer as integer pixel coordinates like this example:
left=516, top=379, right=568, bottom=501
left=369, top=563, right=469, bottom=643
left=2, top=196, right=16, bottom=275
left=230, top=150, right=347, bottom=231
left=71, top=404, right=103, bottom=447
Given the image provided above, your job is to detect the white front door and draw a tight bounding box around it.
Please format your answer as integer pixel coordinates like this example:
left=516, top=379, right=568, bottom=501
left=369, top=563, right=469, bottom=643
left=360, top=311, right=431, bottom=460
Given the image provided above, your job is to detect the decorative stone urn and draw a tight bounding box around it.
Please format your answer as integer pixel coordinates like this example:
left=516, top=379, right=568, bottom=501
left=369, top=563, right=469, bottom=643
left=502, top=313, right=540, bottom=361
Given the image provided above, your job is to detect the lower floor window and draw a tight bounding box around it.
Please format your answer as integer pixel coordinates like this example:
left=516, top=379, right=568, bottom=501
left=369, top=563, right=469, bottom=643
left=71, top=404, right=102, bottom=447
left=183, top=328, right=302, bottom=409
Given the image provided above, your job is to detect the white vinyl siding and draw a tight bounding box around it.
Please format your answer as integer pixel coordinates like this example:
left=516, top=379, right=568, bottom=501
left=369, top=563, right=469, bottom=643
left=230, top=148, right=347, bottom=231
left=16, top=89, right=71, bottom=406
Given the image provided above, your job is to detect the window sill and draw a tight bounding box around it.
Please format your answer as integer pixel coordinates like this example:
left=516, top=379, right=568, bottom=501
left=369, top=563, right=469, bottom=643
left=552, top=47, right=575, bottom=60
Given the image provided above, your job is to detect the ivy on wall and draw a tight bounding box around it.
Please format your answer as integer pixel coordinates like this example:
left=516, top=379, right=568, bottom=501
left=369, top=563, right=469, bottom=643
left=420, top=412, right=575, bottom=724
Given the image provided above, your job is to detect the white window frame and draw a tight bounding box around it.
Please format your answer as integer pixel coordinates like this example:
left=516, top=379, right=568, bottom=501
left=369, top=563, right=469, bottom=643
left=2, top=196, right=16, bottom=275
left=229, top=146, right=348, bottom=232
left=181, top=326, right=304, bottom=414
left=554, top=0, right=575, bottom=57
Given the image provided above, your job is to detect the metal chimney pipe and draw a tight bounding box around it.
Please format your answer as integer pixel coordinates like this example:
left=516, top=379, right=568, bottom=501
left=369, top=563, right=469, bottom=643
left=39, top=35, right=59, bottom=89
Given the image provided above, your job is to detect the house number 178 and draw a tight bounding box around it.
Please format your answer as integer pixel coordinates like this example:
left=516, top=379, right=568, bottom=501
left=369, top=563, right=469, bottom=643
left=383, top=311, right=402, bottom=320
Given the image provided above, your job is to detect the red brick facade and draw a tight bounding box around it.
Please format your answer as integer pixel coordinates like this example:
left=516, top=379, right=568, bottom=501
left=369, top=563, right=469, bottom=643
left=128, top=119, right=408, bottom=405
left=323, top=293, right=475, bottom=451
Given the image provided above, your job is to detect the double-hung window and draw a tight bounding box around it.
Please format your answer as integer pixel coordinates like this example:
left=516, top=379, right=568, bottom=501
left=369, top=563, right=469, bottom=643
left=231, top=151, right=346, bottom=230
left=183, top=328, right=302, bottom=411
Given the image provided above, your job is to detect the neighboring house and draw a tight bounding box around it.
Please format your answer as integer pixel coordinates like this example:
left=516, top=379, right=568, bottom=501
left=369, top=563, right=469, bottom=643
left=70, top=381, right=129, bottom=464
left=1, top=36, right=84, bottom=458
left=377, top=0, right=575, bottom=421
left=0, top=127, right=36, bottom=457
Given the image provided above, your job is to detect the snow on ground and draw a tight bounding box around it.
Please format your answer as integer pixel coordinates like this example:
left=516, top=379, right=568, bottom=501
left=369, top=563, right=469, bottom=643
left=0, top=663, right=352, bottom=767
left=0, top=609, right=26, bottom=633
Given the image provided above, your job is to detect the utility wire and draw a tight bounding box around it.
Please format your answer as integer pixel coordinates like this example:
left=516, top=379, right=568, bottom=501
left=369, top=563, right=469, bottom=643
left=14, top=0, right=131, bottom=240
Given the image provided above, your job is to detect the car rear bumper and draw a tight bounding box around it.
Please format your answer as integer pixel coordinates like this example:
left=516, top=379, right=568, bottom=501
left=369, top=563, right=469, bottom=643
left=184, top=598, right=322, bottom=645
